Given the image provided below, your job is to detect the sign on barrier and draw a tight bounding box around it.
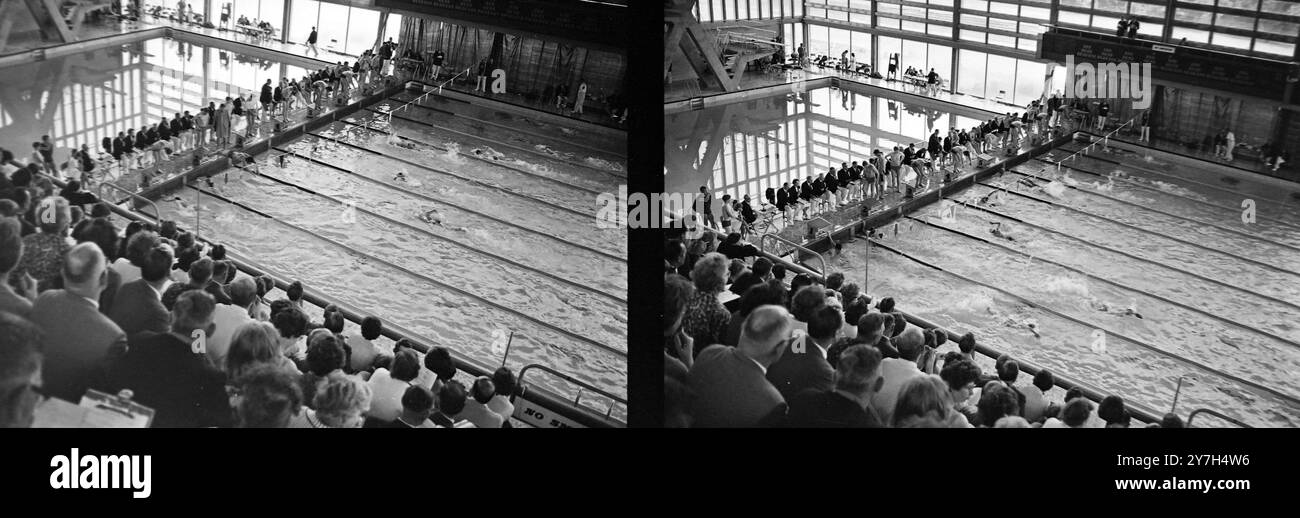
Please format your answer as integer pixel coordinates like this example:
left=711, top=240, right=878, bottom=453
left=513, top=397, right=582, bottom=429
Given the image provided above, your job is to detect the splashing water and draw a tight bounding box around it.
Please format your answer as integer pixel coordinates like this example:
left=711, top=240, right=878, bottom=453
left=441, top=142, right=467, bottom=164
left=949, top=291, right=997, bottom=315
left=1040, top=275, right=1091, bottom=298
left=534, top=144, right=574, bottom=160
left=584, top=156, right=626, bottom=172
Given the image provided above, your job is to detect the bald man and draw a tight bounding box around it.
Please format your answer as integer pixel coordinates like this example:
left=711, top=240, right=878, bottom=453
left=688, top=304, right=792, bottom=427
left=870, top=324, right=927, bottom=424
left=29, top=242, right=127, bottom=402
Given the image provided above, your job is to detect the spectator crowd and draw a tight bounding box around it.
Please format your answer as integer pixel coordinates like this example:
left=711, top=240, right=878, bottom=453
left=664, top=232, right=1187, bottom=429
left=0, top=159, right=519, bottom=428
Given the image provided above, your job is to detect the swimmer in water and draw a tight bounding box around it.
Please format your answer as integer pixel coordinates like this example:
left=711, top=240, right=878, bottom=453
left=419, top=206, right=466, bottom=231
left=1088, top=298, right=1143, bottom=318
left=394, top=171, right=408, bottom=182
left=990, top=221, right=1015, bottom=241
left=1017, top=177, right=1039, bottom=189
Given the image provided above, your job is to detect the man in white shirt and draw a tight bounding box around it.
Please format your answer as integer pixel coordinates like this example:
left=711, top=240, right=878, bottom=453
left=455, top=377, right=504, bottom=428
left=366, top=349, right=421, bottom=422
left=343, top=316, right=383, bottom=372
left=488, top=367, right=517, bottom=423
left=870, top=325, right=926, bottom=424
left=206, top=277, right=257, bottom=369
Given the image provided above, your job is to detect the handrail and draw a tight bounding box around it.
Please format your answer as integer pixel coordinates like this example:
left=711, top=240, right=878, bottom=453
left=97, top=182, right=161, bottom=224
left=517, top=363, right=627, bottom=424
left=1187, top=408, right=1253, bottom=428
left=758, top=232, right=826, bottom=275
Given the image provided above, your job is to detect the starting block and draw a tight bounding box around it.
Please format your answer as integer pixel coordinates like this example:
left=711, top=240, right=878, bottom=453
left=976, top=153, right=995, bottom=167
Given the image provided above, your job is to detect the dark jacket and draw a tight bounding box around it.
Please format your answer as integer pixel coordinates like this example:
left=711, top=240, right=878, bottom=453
left=785, top=389, right=884, bottom=428
left=29, top=290, right=128, bottom=402
left=106, top=331, right=232, bottom=428
left=107, top=279, right=170, bottom=341
left=766, top=339, right=835, bottom=402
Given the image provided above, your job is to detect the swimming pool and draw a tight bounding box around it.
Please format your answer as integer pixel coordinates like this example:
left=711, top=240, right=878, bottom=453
left=845, top=138, right=1300, bottom=427
left=149, top=89, right=628, bottom=414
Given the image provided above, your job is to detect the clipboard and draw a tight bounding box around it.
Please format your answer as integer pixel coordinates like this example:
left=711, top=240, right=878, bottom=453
left=31, top=390, right=156, bottom=428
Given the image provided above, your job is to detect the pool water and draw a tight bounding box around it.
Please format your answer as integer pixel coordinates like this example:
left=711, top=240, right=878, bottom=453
left=847, top=140, right=1300, bottom=427
left=151, top=90, right=628, bottom=409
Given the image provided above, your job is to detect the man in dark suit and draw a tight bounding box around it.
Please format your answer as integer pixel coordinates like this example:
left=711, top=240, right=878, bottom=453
left=106, top=290, right=232, bottom=428
left=729, top=257, right=772, bottom=296
left=29, top=242, right=127, bottom=402
left=786, top=344, right=885, bottom=427
left=112, top=132, right=127, bottom=161
left=688, top=305, right=791, bottom=427
left=767, top=304, right=839, bottom=401
left=107, top=244, right=173, bottom=341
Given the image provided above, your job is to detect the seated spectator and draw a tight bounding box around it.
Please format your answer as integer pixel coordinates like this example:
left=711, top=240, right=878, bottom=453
left=939, top=359, right=981, bottom=425
left=727, top=259, right=747, bottom=286
left=271, top=305, right=309, bottom=366
left=431, top=379, right=468, bottom=428
left=294, top=375, right=372, bottom=428
left=688, top=305, right=791, bottom=427
left=665, top=274, right=694, bottom=378
left=455, top=376, right=504, bottom=428
left=107, top=244, right=173, bottom=341
left=716, top=232, right=760, bottom=261
left=722, top=281, right=786, bottom=347
left=998, top=358, right=1026, bottom=414
left=829, top=312, right=899, bottom=366
left=1020, top=369, right=1053, bottom=423
left=231, top=364, right=303, bottom=428
left=785, top=344, right=884, bottom=427
left=729, top=257, right=772, bottom=296
left=344, top=316, right=382, bottom=372
left=839, top=295, right=869, bottom=341
left=161, top=256, right=217, bottom=310
left=111, top=230, right=161, bottom=286
left=15, top=196, right=72, bottom=292
left=249, top=275, right=273, bottom=321
left=417, top=345, right=457, bottom=392
left=30, top=242, right=126, bottom=402
left=367, top=385, right=437, bottom=428
left=286, top=280, right=304, bottom=308
left=70, top=217, right=121, bottom=313
left=893, top=375, right=967, bottom=428
left=787, top=284, right=826, bottom=335
left=107, top=291, right=231, bottom=427
left=300, top=329, right=347, bottom=406
left=1098, top=395, right=1131, bottom=428
left=957, top=332, right=977, bottom=362
left=869, top=325, right=927, bottom=425
left=1043, top=397, right=1094, bottom=428
left=226, top=321, right=300, bottom=380
left=1160, top=413, right=1185, bottom=428
left=682, top=252, right=730, bottom=354
left=0, top=311, right=43, bottom=428
left=205, top=277, right=257, bottom=369
left=366, top=348, right=421, bottom=421
left=0, top=216, right=34, bottom=318
left=974, top=381, right=1021, bottom=427
left=767, top=304, right=839, bottom=401
left=489, top=367, right=517, bottom=423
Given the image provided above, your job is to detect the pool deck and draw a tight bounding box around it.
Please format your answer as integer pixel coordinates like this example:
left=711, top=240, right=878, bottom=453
left=694, top=72, right=1299, bottom=261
